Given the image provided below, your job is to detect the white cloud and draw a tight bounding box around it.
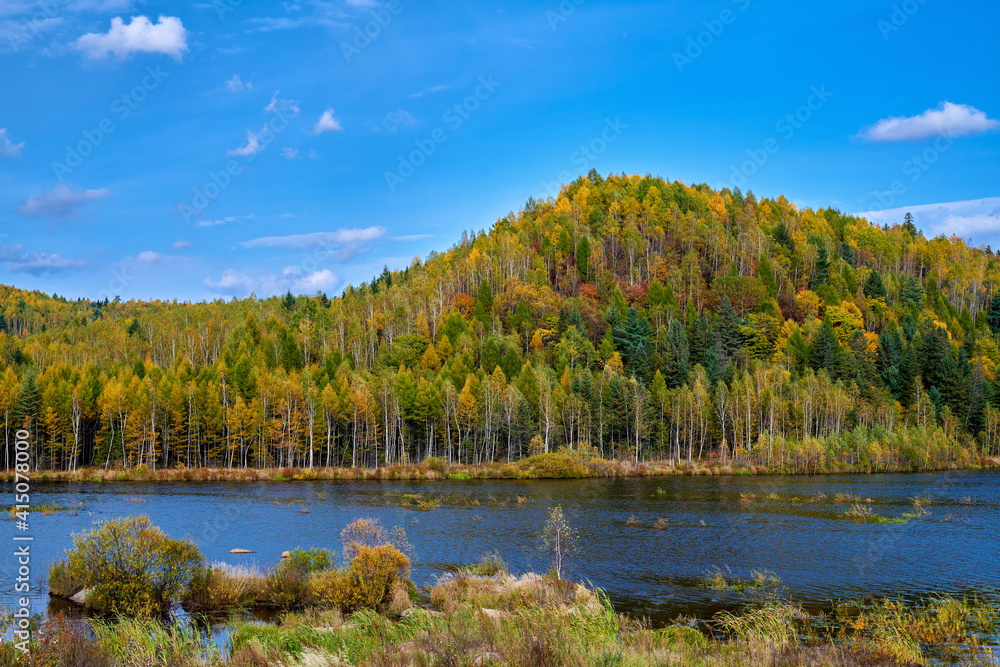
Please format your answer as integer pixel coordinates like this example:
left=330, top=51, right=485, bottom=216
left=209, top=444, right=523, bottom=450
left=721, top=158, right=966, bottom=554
left=856, top=197, right=1000, bottom=245
left=265, top=91, right=299, bottom=116
left=407, top=84, right=448, bottom=99
left=227, top=129, right=262, bottom=157
left=283, top=266, right=339, bottom=291
left=858, top=102, right=1000, bottom=142
left=135, top=250, right=161, bottom=262
left=19, top=184, right=109, bottom=220
left=0, top=128, right=24, bottom=157
left=227, top=74, right=251, bottom=91
left=240, top=227, right=385, bottom=249
left=195, top=214, right=254, bottom=227
left=227, top=94, right=298, bottom=157
left=203, top=267, right=341, bottom=297
left=313, top=108, right=343, bottom=134
left=76, top=15, right=188, bottom=60
left=382, top=109, right=416, bottom=132
left=172, top=239, right=192, bottom=250
left=281, top=147, right=299, bottom=159
left=0, top=243, right=86, bottom=274
left=244, top=3, right=348, bottom=33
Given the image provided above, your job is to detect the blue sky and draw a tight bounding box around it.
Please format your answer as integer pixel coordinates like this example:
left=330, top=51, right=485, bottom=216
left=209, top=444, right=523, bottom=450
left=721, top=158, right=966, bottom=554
left=1, top=0, right=998, bottom=301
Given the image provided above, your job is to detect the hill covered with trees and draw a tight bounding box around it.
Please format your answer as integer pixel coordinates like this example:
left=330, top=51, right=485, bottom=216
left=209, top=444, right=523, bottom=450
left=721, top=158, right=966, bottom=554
left=3, top=172, right=1000, bottom=474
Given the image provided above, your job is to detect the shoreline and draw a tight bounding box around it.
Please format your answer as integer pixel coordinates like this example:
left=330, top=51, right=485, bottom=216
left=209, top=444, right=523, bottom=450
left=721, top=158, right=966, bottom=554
left=5, top=452, right=999, bottom=484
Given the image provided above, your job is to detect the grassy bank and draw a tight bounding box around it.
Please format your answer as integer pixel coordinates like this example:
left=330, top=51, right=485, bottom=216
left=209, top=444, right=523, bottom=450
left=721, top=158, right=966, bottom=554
left=15, top=512, right=1000, bottom=666
left=6, top=451, right=1000, bottom=484
left=9, top=573, right=999, bottom=666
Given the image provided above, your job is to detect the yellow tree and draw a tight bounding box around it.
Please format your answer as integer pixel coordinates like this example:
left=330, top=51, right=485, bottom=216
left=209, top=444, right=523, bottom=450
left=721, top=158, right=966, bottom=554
left=457, top=375, right=479, bottom=463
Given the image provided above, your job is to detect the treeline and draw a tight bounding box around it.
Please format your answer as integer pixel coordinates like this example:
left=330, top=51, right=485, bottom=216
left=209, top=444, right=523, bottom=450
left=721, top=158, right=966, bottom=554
left=3, top=171, right=1000, bottom=473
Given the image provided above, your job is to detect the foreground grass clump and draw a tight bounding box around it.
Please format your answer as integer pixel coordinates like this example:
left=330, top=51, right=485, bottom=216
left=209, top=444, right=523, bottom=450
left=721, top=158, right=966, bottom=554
left=48, top=515, right=203, bottom=616
left=2, top=615, right=214, bottom=667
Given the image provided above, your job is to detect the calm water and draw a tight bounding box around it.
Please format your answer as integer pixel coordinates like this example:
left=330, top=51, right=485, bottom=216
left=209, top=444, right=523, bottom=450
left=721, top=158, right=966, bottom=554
left=2, top=470, right=999, bottom=625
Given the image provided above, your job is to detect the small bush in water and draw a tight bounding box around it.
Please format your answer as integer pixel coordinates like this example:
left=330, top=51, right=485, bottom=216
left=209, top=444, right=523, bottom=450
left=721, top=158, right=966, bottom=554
left=52, top=515, right=203, bottom=616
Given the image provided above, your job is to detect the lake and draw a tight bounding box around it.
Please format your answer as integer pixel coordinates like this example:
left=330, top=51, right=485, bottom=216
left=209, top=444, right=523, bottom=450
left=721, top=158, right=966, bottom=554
left=3, top=469, right=999, bottom=626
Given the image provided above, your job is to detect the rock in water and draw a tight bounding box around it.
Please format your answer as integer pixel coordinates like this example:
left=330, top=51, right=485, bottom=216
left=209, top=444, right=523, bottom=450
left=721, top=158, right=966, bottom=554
left=281, top=550, right=291, bottom=558
left=229, top=548, right=256, bottom=554
left=69, top=589, right=89, bottom=605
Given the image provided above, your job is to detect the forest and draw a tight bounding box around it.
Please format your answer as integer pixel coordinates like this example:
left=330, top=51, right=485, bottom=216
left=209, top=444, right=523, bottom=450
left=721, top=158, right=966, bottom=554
left=3, top=171, right=1000, bottom=474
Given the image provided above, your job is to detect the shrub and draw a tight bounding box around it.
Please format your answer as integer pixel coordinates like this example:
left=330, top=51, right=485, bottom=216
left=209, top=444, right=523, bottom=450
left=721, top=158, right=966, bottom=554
left=517, top=453, right=587, bottom=478
left=259, top=547, right=337, bottom=608
left=55, top=515, right=203, bottom=616
left=308, top=545, right=409, bottom=612
left=308, top=569, right=352, bottom=607
left=341, top=518, right=412, bottom=561
left=338, top=544, right=410, bottom=611
left=47, top=559, right=85, bottom=598
left=188, top=564, right=262, bottom=609
left=423, top=456, right=447, bottom=472
left=284, top=548, right=336, bottom=575
left=263, top=562, right=309, bottom=608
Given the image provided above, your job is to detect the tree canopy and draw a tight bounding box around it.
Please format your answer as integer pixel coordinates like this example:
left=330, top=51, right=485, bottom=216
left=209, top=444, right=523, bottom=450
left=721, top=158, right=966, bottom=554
left=1, top=173, right=998, bottom=472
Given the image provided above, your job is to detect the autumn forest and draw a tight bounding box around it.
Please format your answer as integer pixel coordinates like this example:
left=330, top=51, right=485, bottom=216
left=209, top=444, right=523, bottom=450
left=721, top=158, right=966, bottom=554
left=4, top=172, right=1000, bottom=474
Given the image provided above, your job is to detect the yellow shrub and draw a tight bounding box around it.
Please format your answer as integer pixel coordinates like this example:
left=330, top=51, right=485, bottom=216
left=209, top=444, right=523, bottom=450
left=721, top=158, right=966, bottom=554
left=62, top=515, right=203, bottom=617
left=336, top=545, right=410, bottom=612
left=308, top=569, right=352, bottom=607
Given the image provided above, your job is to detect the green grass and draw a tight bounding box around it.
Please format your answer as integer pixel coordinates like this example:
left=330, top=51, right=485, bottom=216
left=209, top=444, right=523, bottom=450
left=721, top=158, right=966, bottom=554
left=458, top=551, right=509, bottom=576
left=12, top=583, right=1000, bottom=667
left=700, top=567, right=781, bottom=592
left=6, top=502, right=68, bottom=519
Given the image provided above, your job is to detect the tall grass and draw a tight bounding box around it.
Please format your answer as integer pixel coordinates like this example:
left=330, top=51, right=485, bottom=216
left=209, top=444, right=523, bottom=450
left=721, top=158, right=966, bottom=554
left=15, top=584, right=1000, bottom=667
left=716, top=602, right=800, bottom=648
